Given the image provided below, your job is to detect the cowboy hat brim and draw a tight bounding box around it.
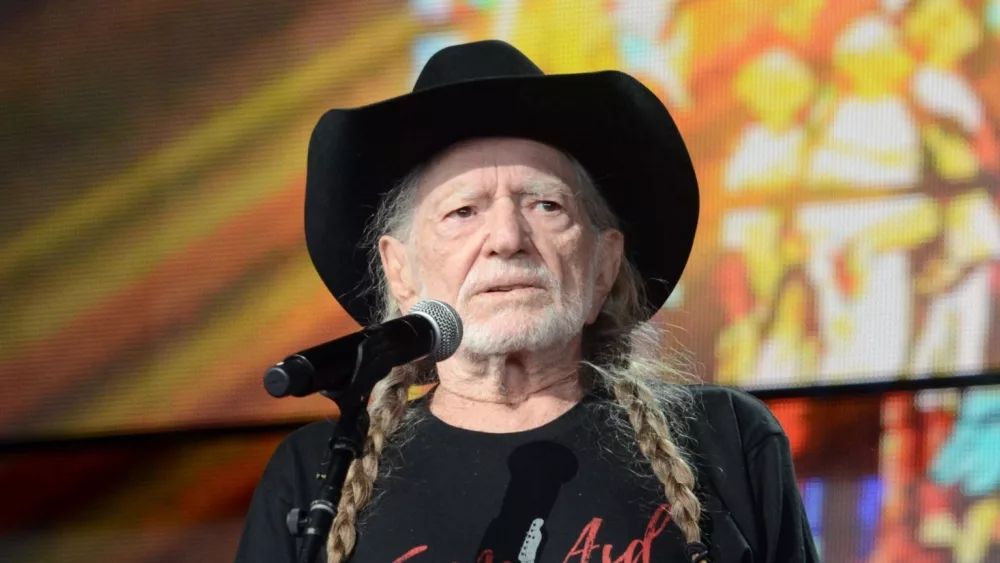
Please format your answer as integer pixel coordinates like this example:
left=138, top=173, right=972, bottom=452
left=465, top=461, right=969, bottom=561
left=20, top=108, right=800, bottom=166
left=305, top=70, right=699, bottom=326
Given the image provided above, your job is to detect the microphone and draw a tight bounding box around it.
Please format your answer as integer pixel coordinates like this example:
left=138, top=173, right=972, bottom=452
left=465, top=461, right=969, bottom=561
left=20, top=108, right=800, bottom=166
left=263, top=300, right=463, bottom=398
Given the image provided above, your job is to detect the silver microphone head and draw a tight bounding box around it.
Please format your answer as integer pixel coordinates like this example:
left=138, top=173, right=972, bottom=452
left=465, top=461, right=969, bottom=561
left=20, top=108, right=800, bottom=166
left=409, top=299, right=463, bottom=362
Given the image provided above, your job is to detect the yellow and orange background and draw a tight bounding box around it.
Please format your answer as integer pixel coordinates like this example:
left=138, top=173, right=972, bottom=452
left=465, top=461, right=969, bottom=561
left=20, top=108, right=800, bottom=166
left=1, top=0, right=1000, bottom=561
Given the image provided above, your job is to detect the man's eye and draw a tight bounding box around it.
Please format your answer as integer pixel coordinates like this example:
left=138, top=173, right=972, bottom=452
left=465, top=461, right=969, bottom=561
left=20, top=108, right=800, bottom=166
left=447, top=206, right=475, bottom=219
left=535, top=201, right=563, bottom=213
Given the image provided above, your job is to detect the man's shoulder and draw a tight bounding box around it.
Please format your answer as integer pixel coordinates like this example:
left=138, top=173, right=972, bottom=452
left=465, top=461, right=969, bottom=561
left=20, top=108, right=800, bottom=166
left=260, top=419, right=337, bottom=483
left=276, top=418, right=337, bottom=457
left=285, top=418, right=337, bottom=440
left=686, top=384, right=786, bottom=449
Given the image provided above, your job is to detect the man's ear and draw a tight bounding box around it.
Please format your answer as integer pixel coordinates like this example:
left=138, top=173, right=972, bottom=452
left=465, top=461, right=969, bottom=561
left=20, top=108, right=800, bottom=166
left=379, top=235, right=418, bottom=311
left=588, top=229, right=624, bottom=324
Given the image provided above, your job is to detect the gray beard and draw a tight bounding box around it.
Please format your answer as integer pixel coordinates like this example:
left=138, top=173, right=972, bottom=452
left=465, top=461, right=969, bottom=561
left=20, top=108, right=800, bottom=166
left=458, top=299, right=588, bottom=356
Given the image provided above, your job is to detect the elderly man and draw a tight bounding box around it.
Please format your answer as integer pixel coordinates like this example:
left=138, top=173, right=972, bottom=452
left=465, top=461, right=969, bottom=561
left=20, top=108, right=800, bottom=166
left=236, top=41, right=818, bottom=563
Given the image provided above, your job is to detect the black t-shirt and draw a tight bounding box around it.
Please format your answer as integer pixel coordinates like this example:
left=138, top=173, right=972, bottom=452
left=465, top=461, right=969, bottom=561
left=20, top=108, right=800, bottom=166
left=235, top=385, right=818, bottom=562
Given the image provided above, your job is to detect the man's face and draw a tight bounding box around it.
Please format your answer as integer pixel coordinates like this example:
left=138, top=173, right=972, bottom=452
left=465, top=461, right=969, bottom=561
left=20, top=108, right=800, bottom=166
left=380, top=138, right=621, bottom=356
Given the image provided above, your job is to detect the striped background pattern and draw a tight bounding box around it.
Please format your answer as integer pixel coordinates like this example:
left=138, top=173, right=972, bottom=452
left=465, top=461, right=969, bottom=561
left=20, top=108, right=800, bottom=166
left=1, top=0, right=421, bottom=440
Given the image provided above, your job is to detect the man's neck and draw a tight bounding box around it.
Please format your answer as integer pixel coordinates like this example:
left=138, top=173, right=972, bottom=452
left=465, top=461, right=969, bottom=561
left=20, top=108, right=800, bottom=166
left=428, top=341, right=585, bottom=433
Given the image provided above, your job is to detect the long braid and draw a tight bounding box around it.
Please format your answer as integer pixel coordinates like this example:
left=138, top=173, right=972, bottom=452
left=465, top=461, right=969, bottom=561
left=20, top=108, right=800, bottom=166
left=570, top=152, right=706, bottom=551
left=610, top=376, right=702, bottom=544
left=325, top=365, right=415, bottom=562
left=585, top=306, right=704, bottom=550
left=321, top=163, right=430, bottom=561
left=319, top=160, right=432, bottom=562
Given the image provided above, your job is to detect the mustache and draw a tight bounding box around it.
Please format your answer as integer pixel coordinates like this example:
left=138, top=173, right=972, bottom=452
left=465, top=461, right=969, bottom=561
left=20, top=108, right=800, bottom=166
left=458, top=260, right=556, bottom=301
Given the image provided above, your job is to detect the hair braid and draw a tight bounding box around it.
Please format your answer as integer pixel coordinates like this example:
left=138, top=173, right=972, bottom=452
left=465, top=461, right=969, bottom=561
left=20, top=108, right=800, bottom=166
left=610, top=375, right=702, bottom=544
left=326, top=366, right=416, bottom=562
left=579, top=172, right=706, bottom=549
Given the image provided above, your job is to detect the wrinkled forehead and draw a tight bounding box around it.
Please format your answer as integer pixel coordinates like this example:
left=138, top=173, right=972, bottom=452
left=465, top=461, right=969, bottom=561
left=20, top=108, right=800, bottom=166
left=415, top=138, right=579, bottom=203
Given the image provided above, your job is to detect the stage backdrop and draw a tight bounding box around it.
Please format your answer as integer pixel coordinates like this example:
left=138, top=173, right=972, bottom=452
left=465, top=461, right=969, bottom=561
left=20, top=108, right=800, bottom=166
left=2, top=0, right=1000, bottom=441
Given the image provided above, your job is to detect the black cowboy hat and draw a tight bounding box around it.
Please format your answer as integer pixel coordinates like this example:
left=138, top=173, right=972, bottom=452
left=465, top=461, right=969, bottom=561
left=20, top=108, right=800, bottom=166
left=305, top=40, right=699, bottom=326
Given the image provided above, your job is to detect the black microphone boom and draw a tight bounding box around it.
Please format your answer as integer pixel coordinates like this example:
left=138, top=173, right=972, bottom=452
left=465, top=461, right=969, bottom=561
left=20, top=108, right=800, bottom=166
left=266, top=300, right=461, bottom=563
left=263, top=300, right=462, bottom=398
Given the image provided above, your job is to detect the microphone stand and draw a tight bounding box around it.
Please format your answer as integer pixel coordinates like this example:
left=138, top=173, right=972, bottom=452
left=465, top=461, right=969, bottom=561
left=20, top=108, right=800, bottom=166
left=284, top=341, right=392, bottom=563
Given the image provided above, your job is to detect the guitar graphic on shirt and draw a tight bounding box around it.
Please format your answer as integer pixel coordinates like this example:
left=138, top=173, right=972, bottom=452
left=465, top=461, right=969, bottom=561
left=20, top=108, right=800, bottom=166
left=518, top=518, right=545, bottom=563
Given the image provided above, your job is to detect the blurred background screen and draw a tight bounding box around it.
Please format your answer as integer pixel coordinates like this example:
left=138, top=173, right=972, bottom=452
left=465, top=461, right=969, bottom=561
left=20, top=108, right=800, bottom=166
left=2, top=0, right=998, bottom=442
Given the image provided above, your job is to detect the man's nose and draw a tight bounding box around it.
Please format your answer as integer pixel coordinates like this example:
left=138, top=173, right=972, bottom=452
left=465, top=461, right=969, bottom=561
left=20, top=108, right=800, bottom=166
left=483, top=198, right=529, bottom=258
